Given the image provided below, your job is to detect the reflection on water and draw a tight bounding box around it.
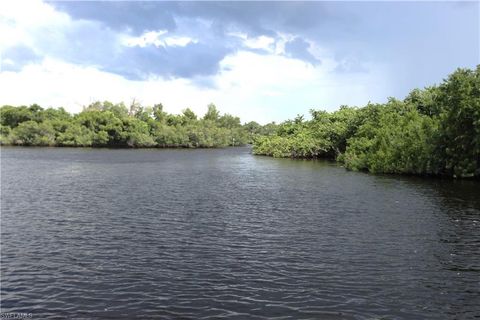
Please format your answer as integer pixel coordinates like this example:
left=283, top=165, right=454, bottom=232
left=1, top=146, right=479, bottom=319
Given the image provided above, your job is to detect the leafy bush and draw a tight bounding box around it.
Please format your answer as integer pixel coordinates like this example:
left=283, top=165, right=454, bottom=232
left=253, top=66, right=480, bottom=178
left=0, top=102, right=263, bottom=149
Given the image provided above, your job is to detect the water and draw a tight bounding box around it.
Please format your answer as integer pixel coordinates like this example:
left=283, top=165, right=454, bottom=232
left=1, top=146, right=479, bottom=319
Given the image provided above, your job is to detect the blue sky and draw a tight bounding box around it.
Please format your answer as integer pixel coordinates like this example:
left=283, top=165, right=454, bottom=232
left=0, top=1, right=478, bottom=123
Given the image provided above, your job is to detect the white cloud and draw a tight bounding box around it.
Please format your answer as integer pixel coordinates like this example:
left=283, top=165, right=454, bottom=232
left=210, top=50, right=391, bottom=122
left=122, top=30, right=167, bottom=47
left=219, top=51, right=317, bottom=90
left=272, top=33, right=295, bottom=55
left=228, top=32, right=276, bottom=53
left=2, top=59, right=15, bottom=66
left=0, top=0, right=71, bottom=50
left=243, top=36, right=275, bottom=51
left=0, top=0, right=393, bottom=124
left=164, top=36, right=197, bottom=47
left=0, top=57, right=214, bottom=116
left=0, top=50, right=391, bottom=124
left=122, top=30, right=197, bottom=48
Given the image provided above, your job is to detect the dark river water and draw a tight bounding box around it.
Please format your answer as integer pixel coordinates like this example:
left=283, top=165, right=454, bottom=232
left=1, top=147, right=479, bottom=319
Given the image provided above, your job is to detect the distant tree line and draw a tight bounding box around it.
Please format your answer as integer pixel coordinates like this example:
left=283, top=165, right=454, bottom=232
left=253, top=66, right=480, bottom=178
left=0, top=102, right=277, bottom=148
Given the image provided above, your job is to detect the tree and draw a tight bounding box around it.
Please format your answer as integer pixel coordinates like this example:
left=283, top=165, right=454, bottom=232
left=57, top=124, right=94, bottom=146
left=203, top=103, right=220, bottom=122
left=435, top=66, right=480, bottom=177
left=74, top=110, right=123, bottom=146
left=218, top=114, right=241, bottom=129
left=9, top=121, right=56, bottom=146
left=129, top=98, right=142, bottom=116
left=1, top=102, right=251, bottom=149
left=0, top=105, right=34, bottom=128
left=252, top=65, right=480, bottom=178
left=182, top=108, right=198, bottom=122
left=153, top=103, right=166, bottom=122
left=121, top=117, right=156, bottom=147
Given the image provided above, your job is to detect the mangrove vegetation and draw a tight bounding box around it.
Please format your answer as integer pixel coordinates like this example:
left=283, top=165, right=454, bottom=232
left=1, top=66, right=478, bottom=178
left=0, top=102, right=276, bottom=149
left=253, top=66, right=480, bottom=178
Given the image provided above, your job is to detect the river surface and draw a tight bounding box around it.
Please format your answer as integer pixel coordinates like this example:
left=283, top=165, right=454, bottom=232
left=1, top=147, right=479, bottom=319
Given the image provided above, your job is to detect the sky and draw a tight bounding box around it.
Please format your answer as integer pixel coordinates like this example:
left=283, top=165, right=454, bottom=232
left=0, top=1, right=478, bottom=124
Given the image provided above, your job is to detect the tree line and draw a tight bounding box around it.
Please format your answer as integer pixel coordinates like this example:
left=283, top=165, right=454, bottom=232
left=1, top=66, right=478, bottom=178
left=253, top=66, right=480, bottom=178
left=0, top=102, right=277, bottom=148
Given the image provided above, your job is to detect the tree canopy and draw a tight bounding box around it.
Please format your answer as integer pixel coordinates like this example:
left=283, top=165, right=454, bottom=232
left=253, top=66, right=480, bottom=178
left=2, top=66, right=478, bottom=178
left=0, top=103, right=274, bottom=149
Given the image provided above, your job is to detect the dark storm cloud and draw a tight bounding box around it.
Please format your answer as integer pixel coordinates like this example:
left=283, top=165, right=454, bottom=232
left=172, top=2, right=333, bottom=36
left=49, top=2, right=333, bottom=36
left=284, top=37, right=320, bottom=65
left=42, top=1, right=337, bottom=81
left=105, top=42, right=231, bottom=81
left=7, top=1, right=478, bottom=96
left=50, top=1, right=178, bottom=34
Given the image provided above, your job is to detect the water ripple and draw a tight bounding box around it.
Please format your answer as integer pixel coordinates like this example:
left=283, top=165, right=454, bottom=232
left=1, top=147, right=480, bottom=319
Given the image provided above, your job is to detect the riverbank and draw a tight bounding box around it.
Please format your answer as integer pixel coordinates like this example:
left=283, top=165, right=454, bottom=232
left=2, top=66, right=478, bottom=178
left=253, top=66, right=480, bottom=179
left=0, top=103, right=275, bottom=148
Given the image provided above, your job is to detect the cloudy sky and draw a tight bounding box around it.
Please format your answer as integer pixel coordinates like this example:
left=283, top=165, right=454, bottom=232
left=0, top=1, right=478, bottom=123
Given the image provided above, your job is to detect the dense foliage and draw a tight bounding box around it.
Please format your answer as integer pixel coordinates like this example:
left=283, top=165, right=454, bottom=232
left=2, top=67, right=478, bottom=178
left=0, top=102, right=275, bottom=149
left=253, top=66, right=480, bottom=178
